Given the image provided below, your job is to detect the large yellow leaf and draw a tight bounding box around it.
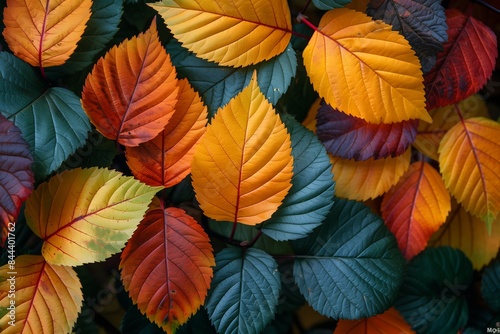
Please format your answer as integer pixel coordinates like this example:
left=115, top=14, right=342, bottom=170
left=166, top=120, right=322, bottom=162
left=439, top=117, right=500, bottom=228
left=191, top=72, right=294, bottom=225
left=25, top=167, right=162, bottom=266
left=2, top=0, right=92, bottom=67
left=303, top=8, right=430, bottom=124
left=0, top=255, right=82, bottom=333
left=150, top=0, right=292, bottom=67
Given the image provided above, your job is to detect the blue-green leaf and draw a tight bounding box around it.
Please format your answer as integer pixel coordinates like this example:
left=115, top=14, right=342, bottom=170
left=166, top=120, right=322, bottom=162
left=312, top=0, right=352, bottom=10
left=291, top=199, right=405, bottom=319
left=481, top=261, right=500, bottom=312
left=205, top=248, right=281, bottom=334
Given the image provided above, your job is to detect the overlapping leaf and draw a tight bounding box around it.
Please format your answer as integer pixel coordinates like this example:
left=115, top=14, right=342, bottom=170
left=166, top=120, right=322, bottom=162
left=439, top=117, right=500, bottom=228
left=150, top=0, right=292, bottom=67
left=2, top=0, right=92, bottom=67
left=82, top=21, right=178, bottom=147
left=334, top=308, right=415, bottom=333
left=120, top=201, right=214, bottom=334
left=481, top=261, right=500, bottom=312
left=303, top=8, right=430, bottom=124
left=191, top=72, right=294, bottom=226
left=381, top=161, right=451, bottom=260
left=424, top=9, right=498, bottom=110
left=0, top=255, right=83, bottom=333
left=313, top=0, right=352, bottom=10
left=25, top=167, right=161, bottom=266
left=126, top=78, right=208, bottom=188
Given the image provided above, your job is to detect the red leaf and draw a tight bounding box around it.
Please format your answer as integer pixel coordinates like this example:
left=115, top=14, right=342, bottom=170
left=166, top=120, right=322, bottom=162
left=317, top=101, right=418, bottom=160
left=424, top=9, right=498, bottom=110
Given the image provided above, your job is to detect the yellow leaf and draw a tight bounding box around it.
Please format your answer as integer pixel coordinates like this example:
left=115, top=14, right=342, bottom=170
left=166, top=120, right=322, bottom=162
left=302, top=97, right=321, bottom=132
left=191, top=71, right=294, bottom=225
left=150, top=0, right=292, bottom=67
left=330, top=149, right=411, bottom=201
left=439, top=117, right=500, bottom=228
left=2, top=0, right=92, bottom=67
left=0, top=255, right=83, bottom=333
left=25, top=168, right=162, bottom=266
left=303, top=9, right=429, bottom=124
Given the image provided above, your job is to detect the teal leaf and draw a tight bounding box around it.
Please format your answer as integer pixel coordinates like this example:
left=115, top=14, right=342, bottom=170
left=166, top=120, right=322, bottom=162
left=261, top=114, right=334, bottom=241
left=291, top=199, right=405, bottom=319
left=481, top=261, right=500, bottom=312
left=395, top=246, right=473, bottom=334
left=205, top=248, right=281, bottom=334
left=312, top=0, right=352, bottom=10
left=0, top=52, right=91, bottom=180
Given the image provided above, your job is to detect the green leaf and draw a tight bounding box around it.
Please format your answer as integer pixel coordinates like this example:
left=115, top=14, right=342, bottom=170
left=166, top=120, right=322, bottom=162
left=261, top=114, right=335, bottom=241
left=395, top=246, right=473, bottom=334
left=205, top=247, right=281, bottom=334
left=482, top=261, right=500, bottom=312
left=0, top=52, right=91, bottom=180
left=313, top=0, right=352, bottom=10
left=291, top=198, right=405, bottom=319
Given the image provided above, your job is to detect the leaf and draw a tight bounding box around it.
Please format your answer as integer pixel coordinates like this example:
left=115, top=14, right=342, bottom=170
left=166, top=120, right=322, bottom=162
left=424, top=9, right=498, bottom=110
left=191, top=72, right=294, bottom=226
left=150, top=0, right=292, bottom=67
left=2, top=0, right=92, bottom=67
left=367, top=0, right=448, bottom=73
left=292, top=199, right=405, bottom=319
left=0, top=114, right=33, bottom=246
left=395, top=246, right=473, bottom=334
left=381, top=161, right=451, bottom=260
left=302, top=8, right=430, bottom=124
left=261, top=114, right=335, bottom=241
left=313, top=0, right=352, bottom=10
left=126, top=78, right=208, bottom=188
left=439, top=117, right=500, bottom=228
left=330, top=148, right=411, bottom=201
left=317, top=101, right=418, bottom=160
left=334, top=308, right=415, bottom=333
left=82, top=20, right=178, bottom=147
left=0, top=52, right=91, bottom=180
left=25, top=167, right=162, bottom=266
left=0, top=255, right=83, bottom=333
left=481, top=261, right=500, bottom=312
left=120, top=201, right=215, bottom=334
left=205, top=247, right=281, bottom=334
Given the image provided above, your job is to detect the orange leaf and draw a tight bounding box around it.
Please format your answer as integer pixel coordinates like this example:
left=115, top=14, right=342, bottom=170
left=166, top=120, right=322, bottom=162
left=120, top=201, right=214, bottom=334
left=335, top=307, right=415, bottom=333
left=302, top=8, right=429, bottom=124
left=82, top=20, right=178, bottom=147
left=439, top=117, right=500, bottom=229
left=191, top=71, right=294, bottom=225
left=330, top=149, right=411, bottom=201
left=126, top=78, right=208, bottom=188
left=150, top=0, right=292, bottom=67
left=381, top=161, right=451, bottom=260
left=0, top=255, right=83, bottom=333
left=2, top=0, right=91, bottom=67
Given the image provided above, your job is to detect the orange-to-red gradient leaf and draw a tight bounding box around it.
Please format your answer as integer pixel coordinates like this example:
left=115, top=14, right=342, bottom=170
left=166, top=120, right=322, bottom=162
left=2, top=0, right=91, bottom=67
left=126, top=78, right=208, bottom=188
left=82, top=20, right=178, bottom=147
left=120, top=199, right=214, bottom=334
left=439, top=117, right=500, bottom=229
left=191, top=71, right=294, bottom=226
left=334, top=308, right=415, bottom=333
left=330, top=149, right=411, bottom=201
left=381, top=161, right=451, bottom=260
left=150, top=0, right=292, bottom=67
left=25, top=167, right=162, bottom=266
left=0, top=255, right=83, bottom=334
left=303, top=8, right=430, bottom=124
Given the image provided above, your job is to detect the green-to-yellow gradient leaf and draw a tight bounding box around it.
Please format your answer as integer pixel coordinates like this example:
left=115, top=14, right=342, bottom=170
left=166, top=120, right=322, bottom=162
left=25, top=167, right=162, bottom=266
left=191, top=71, right=294, bottom=225
left=303, top=8, right=430, bottom=124
left=439, top=117, right=500, bottom=229
left=2, top=0, right=92, bottom=68
left=150, top=0, right=292, bottom=67
left=0, top=255, right=83, bottom=334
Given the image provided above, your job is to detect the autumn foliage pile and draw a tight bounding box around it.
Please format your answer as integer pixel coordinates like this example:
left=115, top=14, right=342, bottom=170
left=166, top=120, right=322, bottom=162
left=0, top=0, right=499, bottom=333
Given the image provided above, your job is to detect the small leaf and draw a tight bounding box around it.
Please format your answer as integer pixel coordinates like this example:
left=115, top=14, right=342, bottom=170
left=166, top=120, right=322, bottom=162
left=481, top=261, right=500, bottom=312
left=82, top=20, right=178, bottom=147
left=0, top=255, right=83, bottom=333
left=2, top=0, right=92, bottom=67
left=303, top=8, right=430, bottom=124
left=313, top=0, right=352, bottom=10
left=334, top=308, right=415, bottom=333
left=205, top=247, right=281, bottom=334
left=151, top=0, right=292, bottom=67
left=25, top=167, right=162, bottom=266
